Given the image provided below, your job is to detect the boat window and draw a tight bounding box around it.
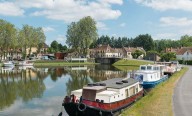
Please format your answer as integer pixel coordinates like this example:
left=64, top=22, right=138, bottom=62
left=140, top=66, right=146, bottom=70
left=147, top=66, right=152, bottom=70
left=151, top=75, right=152, bottom=79
left=125, top=89, right=129, bottom=97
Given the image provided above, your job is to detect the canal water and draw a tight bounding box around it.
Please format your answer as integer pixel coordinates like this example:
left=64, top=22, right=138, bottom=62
left=0, top=65, right=134, bottom=116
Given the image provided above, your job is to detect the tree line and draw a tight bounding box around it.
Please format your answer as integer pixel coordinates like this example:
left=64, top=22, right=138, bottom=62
left=66, top=16, right=192, bottom=58
left=0, top=19, right=45, bottom=60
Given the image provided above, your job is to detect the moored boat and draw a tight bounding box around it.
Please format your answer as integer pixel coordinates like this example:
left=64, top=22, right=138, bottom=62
left=15, top=60, right=34, bottom=66
left=2, top=61, right=14, bottom=67
left=133, top=64, right=168, bottom=88
left=62, top=78, right=143, bottom=116
left=156, top=62, right=177, bottom=75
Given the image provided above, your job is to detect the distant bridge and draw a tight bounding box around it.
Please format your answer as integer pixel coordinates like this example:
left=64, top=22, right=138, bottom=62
left=95, top=57, right=122, bottom=64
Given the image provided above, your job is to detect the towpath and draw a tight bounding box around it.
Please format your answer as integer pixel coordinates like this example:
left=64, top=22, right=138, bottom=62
left=173, top=66, right=192, bottom=116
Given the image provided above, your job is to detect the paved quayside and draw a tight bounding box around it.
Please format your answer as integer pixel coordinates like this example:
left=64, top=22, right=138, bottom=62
left=173, top=66, right=192, bottom=116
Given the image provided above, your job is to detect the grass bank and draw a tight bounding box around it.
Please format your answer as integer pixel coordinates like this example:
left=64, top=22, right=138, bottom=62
left=113, top=59, right=153, bottom=71
left=121, top=67, right=188, bottom=116
left=34, top=60, right=98, bottom=67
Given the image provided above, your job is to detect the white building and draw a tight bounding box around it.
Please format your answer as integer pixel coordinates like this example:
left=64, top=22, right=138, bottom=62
left=176, top=47, right=192, bottom=60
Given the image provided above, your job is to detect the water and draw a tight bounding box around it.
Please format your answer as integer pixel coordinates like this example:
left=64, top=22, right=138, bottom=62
left=0, top=65, right=129, bottom=116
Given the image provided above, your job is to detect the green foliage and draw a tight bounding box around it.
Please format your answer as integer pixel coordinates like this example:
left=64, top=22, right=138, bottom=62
left=50, top=40, right=59, bottom=52
left=19, top=25, right=46, bottom=58
left=0, top=19, right=17, bottom=59
left=131, top=50, right=144, bottom=59
left=49, top=40, right=68, bottom=53
left=161, top=52, right=176, bottom=61
left=66, top=16, right=98, bottom=56
left=180, top=35, right=192, bottom=47
left=133, top=34, right=154, bottom=51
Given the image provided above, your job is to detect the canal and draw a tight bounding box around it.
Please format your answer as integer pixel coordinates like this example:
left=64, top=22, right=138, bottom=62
left=0, top=65, right=137, bottom=116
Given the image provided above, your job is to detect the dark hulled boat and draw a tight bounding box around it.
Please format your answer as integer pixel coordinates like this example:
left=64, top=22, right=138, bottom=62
left=62, top=78, right=144, bottom=116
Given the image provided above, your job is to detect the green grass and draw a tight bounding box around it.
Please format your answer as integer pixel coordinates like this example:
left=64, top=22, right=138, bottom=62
left=113, top=59, right=153, bottom=71
left=121, top=67, right=188, bottom=116
left=34, top=60, right=98, bottom=67
left=113, top=59, right=153, bottom=67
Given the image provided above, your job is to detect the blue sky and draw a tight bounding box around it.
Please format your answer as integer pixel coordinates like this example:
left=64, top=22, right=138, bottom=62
left=1, top=0, right=192, bottom=46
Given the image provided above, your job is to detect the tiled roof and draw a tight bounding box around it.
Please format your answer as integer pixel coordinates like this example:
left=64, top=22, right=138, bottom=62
left=123, top=47, right=145, bottom=52
left=176, top=47, right=192, bottom=55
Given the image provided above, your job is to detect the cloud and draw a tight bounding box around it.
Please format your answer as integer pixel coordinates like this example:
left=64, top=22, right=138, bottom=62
left=119, top=23, right=126, bottom=27
left=42, top=27, right=55, bottom=32
left=160, top=17, right=192, bottom=27
left=0, top=2, right=24, bottom=16
left=153, top=33, right=178, bottom=40
left=0, top=0, right=121, bottom=22
left=134, top=0, right=192, bottom=11
left=2, top=97, right=69, bottom=116
left=56, top=35, right=66, bottom=44
left=96, top=22, right=109, bottom=30
left=99, top=0, right=123, bottom=5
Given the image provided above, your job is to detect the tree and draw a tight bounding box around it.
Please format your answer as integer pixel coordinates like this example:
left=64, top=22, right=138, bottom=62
left=19, top=25, right=45, bottom=59
left=180, top=35, right=192, bottom=47
left=50, top=40, right=59, bottom=52
left=66, top=16, right=98, bottom=57
left=161, top=52, right=176, bottom=62
left=131, top=50, right=144, bottom=59
left=133, top=34, right=154, bottom=51
left=0, top=19, right=17, bottom=60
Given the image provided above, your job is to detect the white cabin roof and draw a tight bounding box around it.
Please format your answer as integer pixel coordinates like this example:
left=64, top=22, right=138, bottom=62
left=97, top=90, right=118, bottom=97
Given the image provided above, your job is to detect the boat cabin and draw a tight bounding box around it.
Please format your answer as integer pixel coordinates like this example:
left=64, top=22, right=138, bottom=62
left=71, top=78, right=143, bottom=103
left=139, top=64, right=165, bottom=78
left=134, top=70, right=160, bottom=82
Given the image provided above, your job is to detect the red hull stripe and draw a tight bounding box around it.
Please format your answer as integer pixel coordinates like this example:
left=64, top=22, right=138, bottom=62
left=82, top=90, right=143, bottom=111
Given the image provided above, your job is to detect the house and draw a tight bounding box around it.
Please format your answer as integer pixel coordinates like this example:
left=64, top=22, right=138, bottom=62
left=89, top=44, right=122, bottom=58
left=176, top=47, right=192, bottom=60
left=165, top=47, right=179, bottom=53
left=122, top=47, right=146, bottom=59
left=26, top=43, right=49, bottom=55
left=145, top=53, right=161, bottom=61
left=0, top=43, right=49, bottom=60
left=88, top=45, right=146, bottom=59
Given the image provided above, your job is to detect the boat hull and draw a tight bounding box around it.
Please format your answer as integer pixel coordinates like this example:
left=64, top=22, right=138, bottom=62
left=63, top=90, right=143, bottom=116
left=141, top=75, right=168, bottom=89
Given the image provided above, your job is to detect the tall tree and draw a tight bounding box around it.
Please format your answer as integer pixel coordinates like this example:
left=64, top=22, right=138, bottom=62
left=180, top=35, right=192, bottom=47
left=66, top=16, right=98, bottom=57
left=50, top=40, right=59, bottom=52
left=133, top=34, right=154, bottom=51
left=0, top=19, right=17, bottom=60
left=19, top=25, right=45, bottom=59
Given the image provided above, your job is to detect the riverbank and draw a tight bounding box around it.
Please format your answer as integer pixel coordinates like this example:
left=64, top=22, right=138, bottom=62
left=34, top=60, right=98, bottom=67
left=121, top=67, right=188, bottom=116
left=113, top=59, right=153, bottom=71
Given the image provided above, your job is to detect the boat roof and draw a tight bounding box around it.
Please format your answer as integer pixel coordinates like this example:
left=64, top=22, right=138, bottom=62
left=135, top=70, right=158, bottom=74
left=98, top=78, right=138, bottom=89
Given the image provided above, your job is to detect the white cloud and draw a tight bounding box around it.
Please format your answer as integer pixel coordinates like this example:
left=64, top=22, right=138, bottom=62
left=160, top=17, right=192, bottom=27
left=0, top=2, right=24, bottom=16
left=119, top=23, right=126, bottom=27
left=153, top=33, right=178, bottom=40
left=134, top=0, right=192, bottom=11
left=56, top=35, right=66, bottom=44
left=99, top=0, right=123, bottom=5
left=42, top=27, right=55, bottom=32
left=3, top=0, right=123, bottom=22
left=96, top=22, right=109, bottom=30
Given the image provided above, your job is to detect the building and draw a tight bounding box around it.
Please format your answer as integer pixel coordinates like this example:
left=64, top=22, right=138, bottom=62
left=176, top=47, right=192, bottom=60
left=88, top=44, right=146, bottom=59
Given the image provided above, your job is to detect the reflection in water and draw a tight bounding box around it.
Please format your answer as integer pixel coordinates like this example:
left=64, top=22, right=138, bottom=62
left=0, top=66, right=45, bottom=110
left=0, top=65, right=128, bottom=115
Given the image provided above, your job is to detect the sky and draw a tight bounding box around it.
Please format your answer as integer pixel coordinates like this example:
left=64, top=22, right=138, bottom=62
left=1, top=0, right=192, bottom=46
